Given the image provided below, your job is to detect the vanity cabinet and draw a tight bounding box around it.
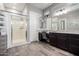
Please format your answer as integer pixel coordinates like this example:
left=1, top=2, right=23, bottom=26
left=49, top=33, right=69, bottom=50
left=39, top=32, right=79, bottom=55
left=68, top=34, right=79, bottom=55
left=56, top=33, right=68, bottom=50
left=49, top=33, right=57, bottom=46
left=39, top=32, right=43, bottom=41
left=39, top=32, right=49, bottom=43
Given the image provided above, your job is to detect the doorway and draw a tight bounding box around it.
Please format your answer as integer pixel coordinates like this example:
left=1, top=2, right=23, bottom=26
left=11, top=14, right=27, bottom=47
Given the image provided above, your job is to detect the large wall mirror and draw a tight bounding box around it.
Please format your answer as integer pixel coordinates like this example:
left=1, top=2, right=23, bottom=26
left=39, top=17, right=46, bottom=29
left=46, top=17, right=51, bottom=30
left=59, top=18, right=67, bottom=31
left=51, top=17, right=59, bottom=31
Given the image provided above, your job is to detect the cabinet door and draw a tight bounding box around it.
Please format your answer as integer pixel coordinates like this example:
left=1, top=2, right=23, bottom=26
left=69, top=44, right=79, bottom=55
left=39, top=33, right=44, bottom=41
left=69, top=34, right=79, bottom=46
left=57, top=33, right=68, bottom=50
left=49, top=33, right=57, bottom=46
left=69, top=34, right=79, bottom=55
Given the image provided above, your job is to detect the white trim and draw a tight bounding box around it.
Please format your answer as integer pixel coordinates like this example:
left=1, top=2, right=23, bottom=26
left=4, top=12, right=30, bottom=49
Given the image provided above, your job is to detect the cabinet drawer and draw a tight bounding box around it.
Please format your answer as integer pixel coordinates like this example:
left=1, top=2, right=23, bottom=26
left=69, top=38, right=79, bottom=46
left=68, top=34, right=79, bottom=39
left=57, top=34, right=67, bottom=38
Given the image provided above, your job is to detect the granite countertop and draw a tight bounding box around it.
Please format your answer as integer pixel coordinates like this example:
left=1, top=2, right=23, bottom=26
left=38, top=29, right=79, bottom=34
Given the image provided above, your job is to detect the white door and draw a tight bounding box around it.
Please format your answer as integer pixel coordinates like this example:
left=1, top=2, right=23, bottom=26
left=11, top=15, right=27, bottom=46
left=29, top=11, right=41, bottom=42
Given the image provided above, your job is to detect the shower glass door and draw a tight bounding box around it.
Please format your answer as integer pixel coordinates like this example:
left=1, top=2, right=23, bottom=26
left=11, top=15, right=27, bottom=46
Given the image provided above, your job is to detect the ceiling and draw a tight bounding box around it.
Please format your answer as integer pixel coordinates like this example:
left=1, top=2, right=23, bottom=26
left=0, top=3, right=53, bottom=12
left=28, top=3, right=53, bottom=10
left=4, top=3, right=26, bottom=12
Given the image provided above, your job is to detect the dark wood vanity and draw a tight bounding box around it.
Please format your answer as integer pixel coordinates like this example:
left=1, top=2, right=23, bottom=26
left=39, top=32, right=79, bottom=55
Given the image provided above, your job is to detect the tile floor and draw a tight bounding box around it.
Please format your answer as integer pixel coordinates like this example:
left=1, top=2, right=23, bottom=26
left=7, top=42, right=74, bottom=56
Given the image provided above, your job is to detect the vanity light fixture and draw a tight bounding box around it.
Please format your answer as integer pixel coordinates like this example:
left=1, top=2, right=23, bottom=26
left=53, top=8, right=70, bottom=16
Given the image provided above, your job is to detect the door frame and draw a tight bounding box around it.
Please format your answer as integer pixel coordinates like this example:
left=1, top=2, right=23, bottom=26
left=6, top=12, right=30, bottom=48
left=11, top=14, right=27, bottom=47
